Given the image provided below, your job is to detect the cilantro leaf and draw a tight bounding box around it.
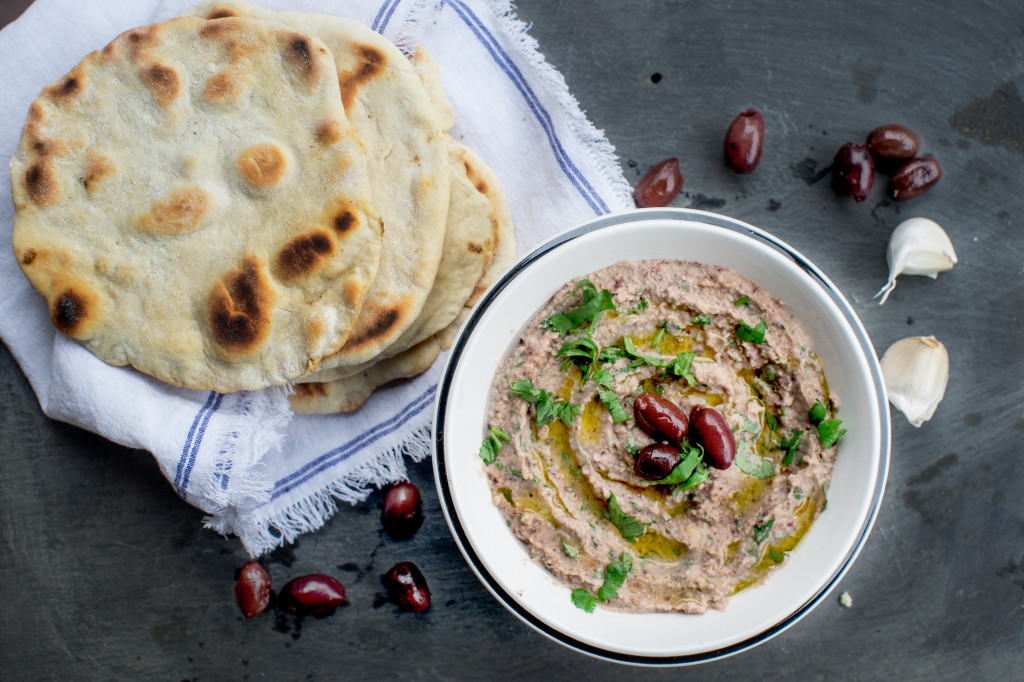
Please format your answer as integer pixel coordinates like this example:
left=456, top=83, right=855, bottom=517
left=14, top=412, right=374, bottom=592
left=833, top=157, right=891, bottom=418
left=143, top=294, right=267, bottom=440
left=570, top=588, right=598, bottom=613
left=622, top=336, right=670, bottom=368
left=510, top=379, right=578, bottom=427
left=668, top=351, right=697, bottom=384
left=769, top=548, right=786, bottom=563
left=809, top=400, right=828, bottom=424
left=597, top=346, right=628, bottom=363
left=780, top=430, right=805, bottom=466
left=597, top=387, right=629, bottom=423
left=654, top=445, right=702, bottom=484
left=625, top=436, right=640, bottom=456
left=677, top=462, right=710, bottom=492
left=560, top=538, right=579, bottom=558
left=753, top=518, right=775, bottom=544
left=592, top=369, right=614, bottom=389
left=765, top=410, right=779, bottom=432
left=736, top=320, right=767, bottom=344
left=478, top=427, right=510, bottom=464
left=734, top=295, right=751, bottom=307
left=597, top=552, right=633, bottom=602
left=603, top=493, right=645, bottom=541
left=735, top=440, right=774, bottom=478
left=558, top=337, right=600, bottom=384
left=652, top=322, right=667, bottom=348
left=541, top=280, right=616, bottom=335
left=691, top=314, right=712, bottom=326
left=817, top=418, right=847, bottom=448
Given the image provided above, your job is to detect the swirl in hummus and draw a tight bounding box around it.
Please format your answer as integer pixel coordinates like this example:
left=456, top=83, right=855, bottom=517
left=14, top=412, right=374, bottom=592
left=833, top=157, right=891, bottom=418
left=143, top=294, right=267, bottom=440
left=482, top=260, right=845, bottom=613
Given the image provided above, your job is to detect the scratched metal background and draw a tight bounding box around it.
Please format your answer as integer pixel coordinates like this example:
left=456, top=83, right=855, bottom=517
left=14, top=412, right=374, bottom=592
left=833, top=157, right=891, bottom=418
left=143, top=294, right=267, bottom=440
left=1, top=0, right=1022, bottom=679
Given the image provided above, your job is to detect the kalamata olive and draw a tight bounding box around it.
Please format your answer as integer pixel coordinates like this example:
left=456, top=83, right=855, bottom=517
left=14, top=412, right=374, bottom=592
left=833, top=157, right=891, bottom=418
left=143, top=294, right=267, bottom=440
left=633, top=392, right=688, bottom=442
left=892, top=156, right=941, bottom=201
left=383, top=561, right=431, bottom=612
left=278, top=574, right=346, bottom=616
left=235, top=561, right=271, bottom=619
left=866, top=124, right=920, bottom=160
left=382, top=481, right=423, bottom=540
left=633, top=158, right=683, bottom=208
left=688, top=405, right=736, bottom=470
left=635, top=443, right=680, bottom=480
left=832, top=143, right=875, bottom=201
left=724, top=108, right=765, bottom=174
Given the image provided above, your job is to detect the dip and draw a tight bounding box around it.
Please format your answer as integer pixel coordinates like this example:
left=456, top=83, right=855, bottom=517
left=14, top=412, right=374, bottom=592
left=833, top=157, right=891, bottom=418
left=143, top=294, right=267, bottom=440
left=481, top=260, right=845, bottom=613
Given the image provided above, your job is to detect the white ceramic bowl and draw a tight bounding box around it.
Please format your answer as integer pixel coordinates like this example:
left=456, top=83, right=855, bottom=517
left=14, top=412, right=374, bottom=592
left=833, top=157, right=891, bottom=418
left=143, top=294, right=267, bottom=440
left=432, top=208, right=890, bottom=665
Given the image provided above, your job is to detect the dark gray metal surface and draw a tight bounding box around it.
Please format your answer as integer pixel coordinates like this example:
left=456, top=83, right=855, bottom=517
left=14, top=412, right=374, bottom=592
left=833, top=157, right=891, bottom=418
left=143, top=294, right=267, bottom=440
left=2, top=0, right=1022, bottom=679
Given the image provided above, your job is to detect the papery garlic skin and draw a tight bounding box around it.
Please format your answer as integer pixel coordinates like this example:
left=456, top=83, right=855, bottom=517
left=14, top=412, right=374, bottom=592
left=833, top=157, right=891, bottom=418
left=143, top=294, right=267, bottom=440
left=875, top=218, right=957, bottom=304
left=880, top=336, right=949, bottom=427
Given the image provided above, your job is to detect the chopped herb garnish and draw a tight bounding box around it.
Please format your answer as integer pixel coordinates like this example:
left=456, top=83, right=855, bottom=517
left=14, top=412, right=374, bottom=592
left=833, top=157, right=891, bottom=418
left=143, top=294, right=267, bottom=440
left=652, top=322, right=667, bottom=348
left=558, top=337, right=601, bottom=384
left=560, top=538, right=579, bottom=558
left=542, top=279, right=616, bottom=335
left=508, top=468, right=523, bottom=478
left=765, top=411, right=779, bottom=432
left=780, top=430, right=805, bottom=466
left=622, top=336, right=670, bottom=368
left=597, top=387, right=628, bottom=423
left=478, top=427, right=510, bottom=464
left=509, top=379, right=579, bottom=427
left=740, top=415, right=760, bottom=434
left=668, top=351, right=697, bottom=384
left=817, top=418, right=847, bottom=448
left=809, top=400, right=828, bottom=424
left=654, top=445, right=702, bottom=484
left=532, top=476, right=542, bottom=485
left=596, top=553, right=633, bottom=602
left=597, top=345, right=627, bottom=363
left=762, top=364, right=778, bottom=381
left=822, top=482, right=829, bottom=510
left=735, top=440, right=774, bottom=478
left=691, top=314, right=712, bottom=326
left=571, top=553, right=634, bottom=613
left=625, top=436, right=640, bottom=456
left=753, top=518, right=775, bottom=544
left=654, top=384, right=665, bottom=395
left=629, top=295, right=649, bottom=314
left=736, top=320, right=767, bottom=344
left=793, top=487, right=804, bottom=500
left=495, top=462, right=504, bottom=471
left=734, top=295, right=751, bottom=307
left=570, top=588, right=598, bottom=613
left=769, top=548, right=786, bottom=563
left=603, top=493, right=645, bottom=542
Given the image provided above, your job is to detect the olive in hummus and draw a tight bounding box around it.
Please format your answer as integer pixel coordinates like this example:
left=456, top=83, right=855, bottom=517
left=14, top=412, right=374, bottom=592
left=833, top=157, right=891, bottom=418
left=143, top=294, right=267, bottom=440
left=480, top=260, right=846, bottom=614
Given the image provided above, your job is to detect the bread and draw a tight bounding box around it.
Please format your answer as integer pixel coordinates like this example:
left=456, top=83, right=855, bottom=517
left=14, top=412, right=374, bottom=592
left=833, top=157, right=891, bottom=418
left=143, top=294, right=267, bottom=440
left=10, top=16, right=382, bottom=392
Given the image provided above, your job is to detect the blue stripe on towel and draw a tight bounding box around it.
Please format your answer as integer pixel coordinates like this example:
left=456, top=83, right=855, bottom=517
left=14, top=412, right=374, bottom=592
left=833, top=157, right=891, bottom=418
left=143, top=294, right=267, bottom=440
left=269, top=384, right=437, bottom=502
left=179, top=392, right=224, bottom=495
left=175, top=390, right=217, bottom=490
left=444, top=0, right=611, bottom=215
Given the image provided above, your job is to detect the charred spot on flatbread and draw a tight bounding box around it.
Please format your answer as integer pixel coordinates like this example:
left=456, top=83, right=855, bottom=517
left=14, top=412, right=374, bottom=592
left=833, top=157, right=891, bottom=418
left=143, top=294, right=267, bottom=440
left=139, top=186, right=209, bottom=235
left=52, top=289, right=90, bottom=335
left=47, top=72, right=84, bottom=102
left=284, top=34, right=326, bottom=81
left=203, top=70, right=242, bottom=102
left=209, top=256, right=275, bottom=354
left=315, top=119, right=344, bottom=145
left=206, top=8, right=237, bottom=19
left=237, top=142, right=288, bottom=187
left=292, top=382, right=329, bottom=400
left=139, top=62, right=181, bottom=106
left=342, top=303, right=404, bottom=353
left=275, top=230, right=335, bottom=281
left=337, top=44, right=387, bottom=111
left=84, top=152, right=114, bottom=191
left=24, top=160, right=58, bottom=206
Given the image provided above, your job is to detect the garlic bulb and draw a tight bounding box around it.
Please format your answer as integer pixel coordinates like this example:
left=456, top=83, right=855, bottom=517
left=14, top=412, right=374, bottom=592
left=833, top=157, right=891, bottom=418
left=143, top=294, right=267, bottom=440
left=880, top=336, right=949, bottom=427
left=875, top=217, right=957, bottom=304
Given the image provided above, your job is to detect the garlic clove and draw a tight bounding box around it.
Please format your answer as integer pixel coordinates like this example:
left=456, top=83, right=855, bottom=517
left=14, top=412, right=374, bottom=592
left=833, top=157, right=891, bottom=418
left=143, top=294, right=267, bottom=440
left=880, top=336, right=949, bottom=427
left=875, top=217, right=957, bottom=304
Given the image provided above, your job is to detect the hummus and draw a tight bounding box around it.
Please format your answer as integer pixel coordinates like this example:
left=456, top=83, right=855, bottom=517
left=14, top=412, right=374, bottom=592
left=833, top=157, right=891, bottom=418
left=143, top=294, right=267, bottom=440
left=483, top=260, right=843, bottom=613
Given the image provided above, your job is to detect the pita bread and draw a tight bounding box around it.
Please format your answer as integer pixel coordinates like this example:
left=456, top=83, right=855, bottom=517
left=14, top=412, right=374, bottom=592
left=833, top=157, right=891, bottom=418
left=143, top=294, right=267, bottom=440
left=290, top=147, right=518, bottom=413
left=184, top=1, right=451, bottom=368
left=10, top=16, right=382, bottom=392
left=296, top=139, right=497, bottom=384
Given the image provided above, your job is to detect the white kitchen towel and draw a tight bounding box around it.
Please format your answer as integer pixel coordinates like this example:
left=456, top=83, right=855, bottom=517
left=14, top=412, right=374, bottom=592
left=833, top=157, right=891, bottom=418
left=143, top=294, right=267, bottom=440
left=0, top=0, right=633, bottom=555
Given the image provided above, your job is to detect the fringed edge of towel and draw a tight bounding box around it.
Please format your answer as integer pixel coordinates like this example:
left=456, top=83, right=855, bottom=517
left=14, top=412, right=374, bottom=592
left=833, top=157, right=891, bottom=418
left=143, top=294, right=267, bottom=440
left=232, top=423, right=433, bottom=556
left=200, top=384, right=293, bottom=544
left=482, top=0, right=634, bottom=212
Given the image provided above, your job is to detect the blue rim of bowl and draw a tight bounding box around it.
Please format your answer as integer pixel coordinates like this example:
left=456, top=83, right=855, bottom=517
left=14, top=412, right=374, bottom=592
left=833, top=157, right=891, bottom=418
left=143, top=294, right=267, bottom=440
left=432, top=208, right=891, bottom=666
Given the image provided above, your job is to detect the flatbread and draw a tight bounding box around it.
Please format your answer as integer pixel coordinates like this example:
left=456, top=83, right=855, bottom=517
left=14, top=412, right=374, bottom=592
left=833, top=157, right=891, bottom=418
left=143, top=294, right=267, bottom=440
left=184, top=1, right=451, bottom=368
left=411, top=46, right=455, bottom=132
left=296, top=139, right=497, bottom=385
left=290, top=147, right=518, bottom=413
left=10, top=16, right=382, bottom=392
left=290, top=335, right=443, bottom=414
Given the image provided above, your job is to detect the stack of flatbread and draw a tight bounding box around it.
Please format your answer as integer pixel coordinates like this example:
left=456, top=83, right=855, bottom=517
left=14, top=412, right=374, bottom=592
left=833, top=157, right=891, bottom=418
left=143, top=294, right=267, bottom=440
left=9, top=0, right=516, bottom=414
